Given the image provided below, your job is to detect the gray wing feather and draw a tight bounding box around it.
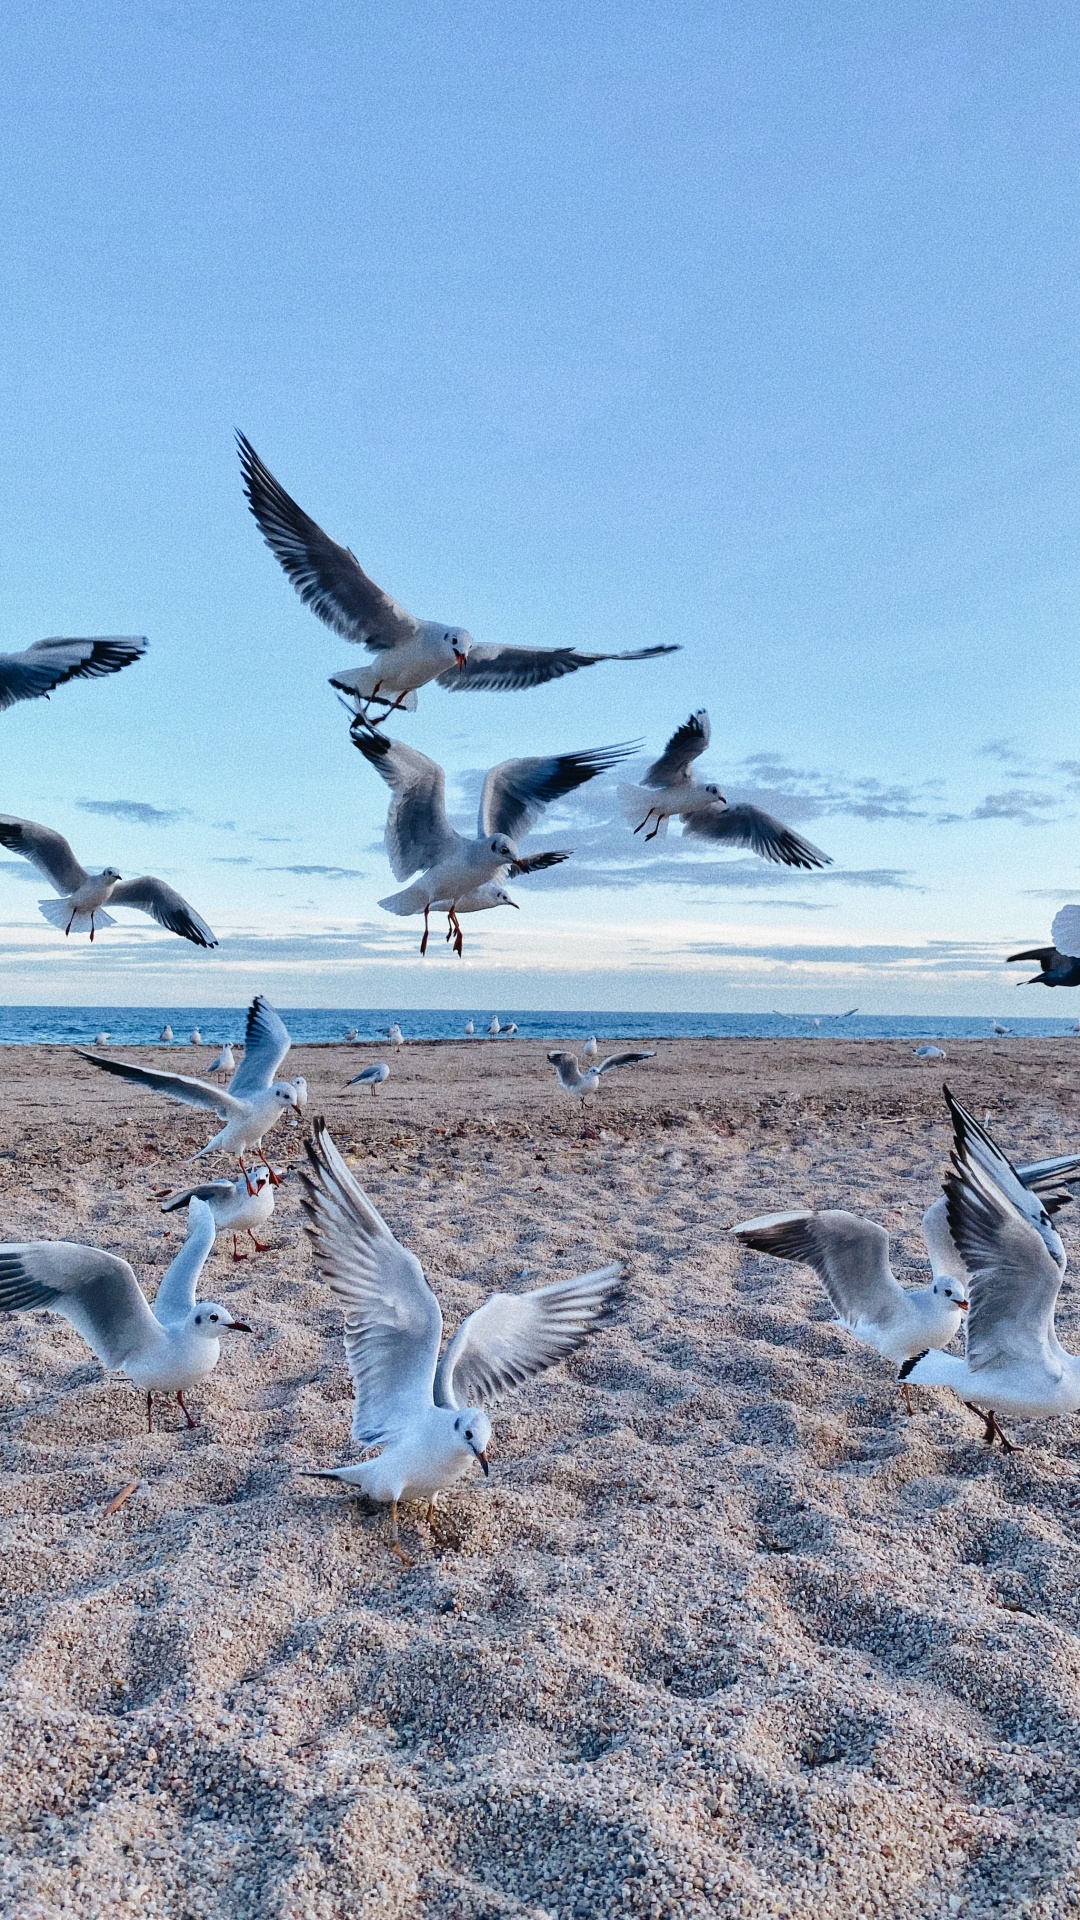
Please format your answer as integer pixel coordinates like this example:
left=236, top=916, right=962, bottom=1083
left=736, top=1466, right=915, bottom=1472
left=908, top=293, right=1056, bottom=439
left=0, top=637, right=146, bottom=713
left=943, top=1086, right=1064, bottom=1269
left=0, top=816, right=88, bottom=893
left=160, top=1182, right=237, bottom=1211
left=352, top=729, right=457, bottom=878
left=79, top=1052, right=240, bottom=1117
left=596, top=1050, right=656, bottom=1074
left=944, top=1159, right=1064, bottom=1375
left=108, top=876, right=217, bottom=948
left=434, top=1265, right=623, bottom=1410
left=438, top=643, right=678, bottom=693
left=479, top=743, right=638, bottom=842
left=0, top=1244, right=158, bottom=1368
left=151, top=1198, right=216, bottom=1325
left=227, top=996, right=292, bottom=1097
left=1017, top=1152, right=1080, bottom=1191
left=301, top=1122, right=442, bottom=1446
left=732, top=1209, right=907, bottom=1330
left=643, top=711, right=710, bottom=787
left=683, top=805, right=831, bottom=869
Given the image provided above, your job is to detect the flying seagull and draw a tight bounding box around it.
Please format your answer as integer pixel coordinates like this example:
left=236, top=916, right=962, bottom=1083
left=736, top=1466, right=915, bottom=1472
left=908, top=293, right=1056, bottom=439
left=0, top=815, right=216, bottom=947
left=1008, top=905, right=1080, bottom=987
left=0, top=634, right=146, bottom=714
left=354, top=727, right=635, bottom=953
left=237, top=434, right=677, bottom=724
left=80, top=995, right=306, bottom=1179
left=298, top=1122, right=622, bottom=1561
left=618, top=711, right=831, bottom=869
left=0, top=1197, right=250, bottom=1432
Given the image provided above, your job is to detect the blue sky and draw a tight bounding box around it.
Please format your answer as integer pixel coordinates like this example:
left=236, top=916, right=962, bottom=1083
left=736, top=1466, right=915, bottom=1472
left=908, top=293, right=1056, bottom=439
left=2, top=0, right=1079, bottom=1010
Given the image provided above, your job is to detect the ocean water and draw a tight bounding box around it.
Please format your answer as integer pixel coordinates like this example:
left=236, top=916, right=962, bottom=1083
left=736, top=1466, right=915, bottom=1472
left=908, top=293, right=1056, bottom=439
left=0, top=1007, right=1076, bottom=1047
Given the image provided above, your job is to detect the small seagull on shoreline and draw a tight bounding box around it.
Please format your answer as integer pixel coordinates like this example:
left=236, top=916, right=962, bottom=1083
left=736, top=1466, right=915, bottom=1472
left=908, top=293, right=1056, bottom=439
left=583, top=1035, right=598, bottom=1060
left=464, top=1020, right=475, bottom=1037
left=548, top=1048, right=656, bottom=1121
left=0, top=816, right=217, bottom=946
left=348, top=1062, right=391, bottom=1098
left=0, top=1198, right=250, bottom=1432
left=488, top=1016, right=501, bottom=1037
left=618, top=710, right=831, bottom=869
left=189, top=1028, right=202, bottom=1046
left=913, top=1044, right=946, bottom=1061
left=0, top=634, right=146, bottom=714
left=297, top=1122, right=623, bottom=1561
left=160, top=1025, right=173, bottom=1043
left=158, top=1171, right=277, bottom=1261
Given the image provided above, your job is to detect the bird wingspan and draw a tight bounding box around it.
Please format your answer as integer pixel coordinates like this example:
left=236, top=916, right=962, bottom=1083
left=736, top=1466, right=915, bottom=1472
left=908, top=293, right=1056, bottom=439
left=352, top=727, right=458, bottom=879
left=595, top=1050, right=655, bottom=1074
left=732, top=1209, right=907, bottom=1331
left=159, top=1181, right=237, bottom=1211
left=236, top=433, right=418, bottom=652
left=942, top=1086, right=1064, bottom=1270
left=151, top=1197, right=217, bottom=1325
left=226, top=996, right=292, bottom=1098
left=0, top=815, right=88, bottom=893
left=642, top=710, right=710, bottom=788
left=79, top=1052, right=241, bottom=1117
left=108, top=877, right=217, bottom=948
left=301, top=1121, right=443, bottom=1446
left=434, top=1265, right=623, bottom=1409
left=437, top=643, right=678, bottom=693
left=478, top=743, right=639, bottom=842
left=0, top=637, right=146, bottom=712
left=944, top=1153, right=1065, bottom=1376
left=682, top=804, right=831, bottom=869
left=1006, top=946, right=1056, bottom=966
left=0, top=1244, right=158, bottom=1368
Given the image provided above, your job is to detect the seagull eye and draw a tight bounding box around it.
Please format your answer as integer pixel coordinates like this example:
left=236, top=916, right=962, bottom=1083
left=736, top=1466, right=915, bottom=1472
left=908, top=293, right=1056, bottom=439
left=465, top=1429, right=473, bottom=1440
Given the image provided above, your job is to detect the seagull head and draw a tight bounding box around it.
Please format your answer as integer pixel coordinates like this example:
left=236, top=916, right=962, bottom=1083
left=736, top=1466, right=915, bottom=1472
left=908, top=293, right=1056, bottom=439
left=489, top=833, right=520, bottom=863
left=454, top=1408, right=492, bottom=1474
left=488, top=886, right=518, bottom=909
left=190, top=1303, right=253, bottom=1336
left=101, top=867, right=122, bottom=882
left=933, top=1278, right=969, bottom=1311
left=443, top=627, right=472, bottom=670
left=703, top=784, right=725, bottom=802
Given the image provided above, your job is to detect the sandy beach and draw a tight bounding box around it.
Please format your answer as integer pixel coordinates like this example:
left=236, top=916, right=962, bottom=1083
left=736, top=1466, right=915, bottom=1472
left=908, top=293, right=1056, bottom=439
left=1, top=1034, right=1079, bottom=1918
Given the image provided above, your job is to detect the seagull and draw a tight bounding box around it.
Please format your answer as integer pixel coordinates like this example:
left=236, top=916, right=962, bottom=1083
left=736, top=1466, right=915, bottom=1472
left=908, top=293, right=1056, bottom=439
left=348, top=1062, right=391, bottom=1098
left=80, top=995, right=307, bottom=1181
left=387, top=1023, right=404, bottom=1047
left=208, top=1042, right=236, bottom=1082
left=355, top=727, right=635, bottom=954
left=548, top=1048, right=656, bottom=1121
left=1008, top=905, right=1080, bottom=987
left=344, top=1028, right=359, bottom=1042
left=488, top=1016, right=501, bottom=1037
left=297, top=1122, right=623, bottom=1561
left=464, top=1020, right=475, bottom=1037
left=237, top=434, right=677, bottom=725
left=913, top=1044, right=946, bottom=1060
left=991, top=1022, right=1012, bottom=1036
left=158, top=1171, right=276, bottom=1262
left=0, top=1197, right=250, bottom=1431
left=0, top=634, right=146, bottom=714
left=93, top=1032, right=110, bottom=1047
left=432, top=881, right=519, bottom=942
left=0, top=815, right=216, bottom=947
left=901, top=1089, right=1080, bottom=1448
left=731, top=1201, right=970, bottom=1413
left=160, top=1025, right=174, bottom=1043
left=617, top=710, right=831, bottom=869
left=189, top=1028, right=202, bottom=1046
left=582, top=1035, right=598, bottom=1061
left=503, top=1022, right=519, bottom=1037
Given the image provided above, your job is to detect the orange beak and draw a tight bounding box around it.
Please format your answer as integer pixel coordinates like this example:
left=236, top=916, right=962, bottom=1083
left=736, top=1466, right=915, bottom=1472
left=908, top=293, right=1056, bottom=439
left=454, top=647, right=467, bottom=670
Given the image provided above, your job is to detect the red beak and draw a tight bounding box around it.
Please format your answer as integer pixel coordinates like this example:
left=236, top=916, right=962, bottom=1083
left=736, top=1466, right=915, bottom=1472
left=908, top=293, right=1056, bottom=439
left=454, top=647, right=467, bottom=670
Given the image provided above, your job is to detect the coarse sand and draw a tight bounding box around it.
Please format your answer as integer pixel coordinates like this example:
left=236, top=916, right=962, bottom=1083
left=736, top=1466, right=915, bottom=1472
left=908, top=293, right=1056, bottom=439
left=1, top=1036, right=1080, bottom=1918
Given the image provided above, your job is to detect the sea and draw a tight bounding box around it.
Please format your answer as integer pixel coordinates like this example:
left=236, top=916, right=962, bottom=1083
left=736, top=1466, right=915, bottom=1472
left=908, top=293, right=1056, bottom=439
left=0, top=1008, right=1076, bottom=1047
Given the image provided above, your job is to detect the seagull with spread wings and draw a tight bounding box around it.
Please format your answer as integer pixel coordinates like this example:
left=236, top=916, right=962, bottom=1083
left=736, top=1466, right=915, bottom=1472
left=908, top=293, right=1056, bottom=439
left=0, top=814, right=217, bottom=946
left=237, top=433, right=677, bottom=724
left=354, top=725, right=635, bottom=954
left=298, top=1122, right=622, bottom=1561
left=80, top=995, right=306, bottom=1179
left=617, top=710, right=831, bottom=869
left=548, top=1048, right=656, bottom=1122
left=0, top=634, right=146, bottom=714
left=1008, top=904, right=1080, bottom=987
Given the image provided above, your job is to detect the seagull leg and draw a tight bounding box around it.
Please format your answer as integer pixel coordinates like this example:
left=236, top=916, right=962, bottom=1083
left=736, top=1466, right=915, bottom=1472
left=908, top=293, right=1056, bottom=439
left=261, top=1155, right=283, bottom=1186
left=89, top=914, right=96, bottom=942
left=146, top=1391, right=154, bottom=1433
left=176, top=1390, right=197, bottom=1430
left=902, top=1383, right=914, bottom=1416
left=239, top=1159, right=257, bottom=1195
left=966, top=1403, right=1001, bottom=1448
left=989, top=1411, right=1015, bottom=1452
left=449, top=906, right=463, bottom=957
left=633, top=812, right=654, bottom=835
left=388, top=1499, right=412, bottom=1567
left=420, top=906, right=430, bottom=957
left=644, top=818, right=664, bottom=842
left=232, top=1234, right=247, bottom=1261
left=249, top=1231, right=270, bottom=1250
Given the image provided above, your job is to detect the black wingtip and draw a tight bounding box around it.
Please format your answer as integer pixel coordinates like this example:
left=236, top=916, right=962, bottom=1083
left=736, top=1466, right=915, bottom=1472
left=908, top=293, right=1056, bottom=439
left=898, top=1350, right=929, bottom=1380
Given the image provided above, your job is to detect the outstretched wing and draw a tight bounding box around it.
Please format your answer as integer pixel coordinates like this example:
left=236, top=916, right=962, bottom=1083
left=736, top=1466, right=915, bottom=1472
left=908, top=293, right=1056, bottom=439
left=0, top=816, right=88, bottom=893
left=0, top=1243, right=158, bottom=1369
left=942, top=1086, right=1065, bottom=1271
left=596, top=1050, right=656, bottom=1074
left=237, top=433, right=418, bottom=652
left=79, top=1052, right=240, bottom=1118
left=479, top=743, right=638, bottom=842
left=352, top=727, right=457, bottom=878
left=438, top=644, right=677, bottom=693
left=643, top=710, right=710, bottom=788
left=151, top=1196, right=216, bottom=1325
left=301, top=1121, right=442, bottom=1446
left=683, top=804, right=830, bottom=870
left=108, top=877, right=217, bottom=948
left=732, top=1209, right=907, bottom=1332
left=944, top=1149, right=1064, bottom=1376
left=228, top=996, right=292, bottom=1098
left=0, top=637, right=146, bottom=713
left=434, top=1264, right=622, bottom=1409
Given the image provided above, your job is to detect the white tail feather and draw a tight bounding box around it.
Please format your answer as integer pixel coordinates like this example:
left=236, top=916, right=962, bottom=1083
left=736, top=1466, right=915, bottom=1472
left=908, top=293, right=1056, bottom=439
left=378, top=884, right=431, bottom=915
left=38, top=898, right=117, bottom=932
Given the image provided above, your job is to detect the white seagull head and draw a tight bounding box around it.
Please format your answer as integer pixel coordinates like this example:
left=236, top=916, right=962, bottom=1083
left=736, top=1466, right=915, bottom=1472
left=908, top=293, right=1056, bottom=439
left=189, top=1302, right=252, bottom=1337
left=452, top=1406, right=492, bottom=1472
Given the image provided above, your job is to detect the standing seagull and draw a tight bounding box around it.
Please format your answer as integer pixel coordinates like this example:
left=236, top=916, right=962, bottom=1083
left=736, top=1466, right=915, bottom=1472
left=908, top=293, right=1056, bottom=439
left=0, top=816, right=216, bottom=947
left=348, top=1062, right=391, bottom=1098
left=158, top=1172, right=276, bottom=1262
left=902, top=1089, right=1080, bottom=1448
left=355, top=728, right=635, bottom=954
left=0, top=634, right=146, bottom=714
left=237, top=434, right=677, bottom=725
left=208, top=1042, right=236, bottom=1082
left=548, top=1048, right=656, bottom=1120
left=298, top=1122, right=623, bottom=1561
left=160, top=1025, right=174, bottom=1043
left=583, top=1035, right=599, bottom=1061
left=81, top=996, right=307, bottom=1180
left=0, top=1198, right=251, bottom=1432
left=618, top=711, right=831, bottom=869
left=1009, top=905, right=1080, bottom=987
left=487, top=1016, right=501, bottom=1037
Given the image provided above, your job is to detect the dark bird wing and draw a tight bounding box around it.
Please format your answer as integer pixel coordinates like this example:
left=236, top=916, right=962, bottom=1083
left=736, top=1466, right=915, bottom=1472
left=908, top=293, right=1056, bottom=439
left=643, top=710, right=710, bottom=788
left=0, top=1244, right=158, bottom=1368
left=479, top=743, right=638, bottom=842
left=943, top=1085, right=1065, bottom=1272
left=1007, top=946, right=1058, bottom=967
left=237, top=433, right=418, bottom=652
left=79, top=1052, right=239, bottom=1118
left=438, top=643, right=677, bottom=693
left=108, top=877, right=217, bottom=948
left=0, top=815, right=88, bottom=893
left=352, top=728, right=457, bottom=878
left=944, top=1153, right=1064, bottom=1376
left=0, top=637, right=146, bottom=713
left=434, top=1265, right=623, bottom=1409
left=596, top=1051, right=656, bottom=1074
left=732, top=1209, right=907, bottom=1332
left=683, top=804, right=831, bottom=870
left=228, top=996, right=292, bottom=1097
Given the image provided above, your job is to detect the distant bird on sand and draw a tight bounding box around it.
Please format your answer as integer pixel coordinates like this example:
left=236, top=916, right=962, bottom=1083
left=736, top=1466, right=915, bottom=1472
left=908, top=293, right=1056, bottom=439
left=0, top=1197, right=250, bottom=1431
left=583, top=1035, right=598, bottom=1061
left=488, top=1016, right=501, bottom=1037
left=1009, top=906, right=1080, bottom=987
left=160, top=1025, right=174, bottom=1043
left=159, top=1170, right=276, bottom=1261
left=298, top=1122, right=623, bottom=1561
left=548, top=1048, right=656, bottom=1118
left=189, top=1028, right=202, bottom=1046
left=991, top=1022, right=1012, bottom=1036
left=208, top=1042, right=235, bottom=1082
left=618, top=710, right=831, bottom=869
left=503, top=1022, right=518, bottom=1036
left=344, top=1028, right=359, bottom=1042
left=93, top=1033, right=110, bottom=1047
left=237, top=434, right=677, bottom=725
left=0, top=816, right=216, bottom=947
left=355, top=728, right=634, bottom=954
left=464, top=1020, right=475, bottom=1037
left=81, top=996, right=306, bottom=1180
left=387, top=1024, right=404, bottom=1047
left=913, top=1045, right=946, bottom=1061
left=0, top=634, right=146, bottom=714
left=348, top=1062, right=391, bottom=1098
